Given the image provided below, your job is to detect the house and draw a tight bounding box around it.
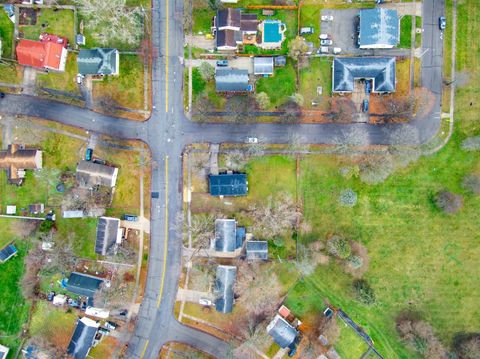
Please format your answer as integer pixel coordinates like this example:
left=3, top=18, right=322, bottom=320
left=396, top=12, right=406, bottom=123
left=29, top=203, right=45, bottom=215
left=67, top=317, right=99, bottom=359
left=95, top=217, right=122, bottom=256
left=214, top=219, right=245, bottom=252
left=215, top=68, right=251, bottom=92
left=214, top=265, right=237, bottom=313
left=16, top=34, right=68, bottom=71
left=332, top=57, right=396, bottom=93
left=209, top=173, right=248, bottom=196
left=214, top=9, right=259, bottom=51
left=66, top=272, right=103, bottom=306
left=358, top=9, right=399, bottom=49
left=0, top=344, right=9, bottom=359
left=77, top=48, right=120, bottom=76
left=63, top=210, right=84, bottom=218
left=0, top=144, right=42, bottom=185
left=254, top=57, right=274, bottom=76
left=76, top=160, right=118, bottom=188
left=259, top=20, right=286, bottom=49
left=246, top=240, right=268, bottom=260
left=267, top=314, right=299, bottom=349
left=0, top=244, right=18, bottom=263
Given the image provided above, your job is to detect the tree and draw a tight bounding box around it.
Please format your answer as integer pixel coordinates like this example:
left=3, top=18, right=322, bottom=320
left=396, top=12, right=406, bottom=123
left=198, top=62, right=215, bottom=81
left=39, top=219, right=55, bottom=233
left=288, top=36, right=309, bottom=61
left=333, top=126, right=370, bottom=152
left=352, top=279, right=375, bottom=305
left=347, top=255, right=363, bottom=270
left=380, top=96, right=415, bottom=122
left=282, top=100, right=301, bottom=123
left=287, top=132, right=308, bottom=152
left=339, top=189, right=357, bottom=207
left=435, top=191, right=464, bottom=214
left=224, top=150, right=247, bottom=170
left=387, top=125, right=420, bottom=146
left=96, top=95, right=120, bottom=115
left=359, top=154, right=395, bottom=184
left=330, top=97, right=355, bottom=123
left=22, top=244, right=45, bottom=299
left=453, top=333, right=480, bottom=359
left=463, top=174, right=480, bottom=195
left=190, top=213, right=216, bottom=248
left=290, top=93, right=304, bottom=107
left=255, top=92, right=270, bottom=110
left=327, top=235, right=351, bottom=259
left=225, top=95, right=254, bottom=123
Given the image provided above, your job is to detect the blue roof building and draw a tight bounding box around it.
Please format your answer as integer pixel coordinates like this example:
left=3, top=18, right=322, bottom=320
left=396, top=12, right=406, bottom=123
left=67, top=317, right=99, bottom=359
left=332, top=57, right=396, bottom=93
left=0, top=244, right=17, bottom=263
left=246, top=241, right=268, bottom=260
left=209, top=173, right=248, bottom=196
left=214, top=219, right=245, bottom=252
left=214, top=265, right=237, bottom=313
left=359, top=9, right=399, bottom=49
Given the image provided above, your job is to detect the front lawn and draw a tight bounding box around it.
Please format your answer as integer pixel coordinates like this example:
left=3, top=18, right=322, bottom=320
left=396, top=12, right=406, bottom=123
left=0, top=10, right=14, bottom=58
left=192, top=8, right=214, bottom=34
left=299, top=57, right=332, bottom=110
left=0, top=63, right=23, bottom=84
left=256, top=59, right=296, bottom=108
left=400, top=16, right=421, bottom=49
left=335, top=318, right=370, bottom=359
left=19, top=8, right=75, bottom=45
left=36, top=52, right=80, bottom=94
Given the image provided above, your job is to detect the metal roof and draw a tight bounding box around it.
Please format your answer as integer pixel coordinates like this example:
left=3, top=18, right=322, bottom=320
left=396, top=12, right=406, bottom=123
left=254, top=57, right=274, bottom=75
left=66, top=272, right=103, bottom=300
left=0, top=344, right=9, bottom=359
left=332, top=57, right=396, bottom=93
left=0, top=244, right=17, bottom=263
left=67, top=317, right=99, bottom=359
left=76, top=160, right=118, bottom=188
left=214, top=265, right=237, bottom=313
left=267, top=314, right=298, bottom=348
left=274, top=56, right=286, bottom=66
left=215, top=219, right=237, bottom=252
left=236, top=226, right=246, bottom=248
left=215, top=68, right=250, bottom=92
left=78, top=48, right=118, bottom=75
left=209, top=173, right=248, bottom=196
left=246, top=241, right=268, bottom=260
left=359, top=9, right=399, bottom=47
left=95, top=217, right=120, bottom=255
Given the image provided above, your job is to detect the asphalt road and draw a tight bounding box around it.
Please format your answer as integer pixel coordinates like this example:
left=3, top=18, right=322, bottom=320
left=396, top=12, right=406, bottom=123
left=0, top=0, right=445, bottom=357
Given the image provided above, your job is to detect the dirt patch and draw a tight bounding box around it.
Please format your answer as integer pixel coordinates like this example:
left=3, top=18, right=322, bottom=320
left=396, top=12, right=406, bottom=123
left=19, top=8, right=37, bottom=26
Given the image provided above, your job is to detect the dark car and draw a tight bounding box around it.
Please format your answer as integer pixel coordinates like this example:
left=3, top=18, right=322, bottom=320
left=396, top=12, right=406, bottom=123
left=123, top=214, right=138, bottom=222
left=216, top=60, right=228, bottom=67
left=47, top=291, right=55, bottom=301
left=0, top=92, right=5, bottom=98
left=439, top=16, right=446, bottom=30
left=365, top=80, right=371, bottom=94
left=85, top=148, right=93, bottom=161
left=362, top=99, right=369, bottom=112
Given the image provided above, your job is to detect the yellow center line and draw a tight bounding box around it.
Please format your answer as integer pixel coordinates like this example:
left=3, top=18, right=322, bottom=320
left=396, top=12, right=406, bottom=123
left=157, top=155, right=169, bottom=308
left=165, top=0, right=169, bottom=113
left=139, top=339, right=150, bottom=359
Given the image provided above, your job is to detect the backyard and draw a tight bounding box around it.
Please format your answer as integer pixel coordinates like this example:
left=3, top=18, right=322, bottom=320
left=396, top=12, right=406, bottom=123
left=19, top=8, right=75, bottom=45
left=0, top=9, right=14, bottom=58
left=256, top=59, right=296, bottom=109
left=299, top=57, right=332, bottom=110
left=36, top=52, right=80, bottom=95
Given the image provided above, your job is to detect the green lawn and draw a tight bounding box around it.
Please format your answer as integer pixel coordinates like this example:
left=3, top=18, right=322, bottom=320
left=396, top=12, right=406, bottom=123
left=0, top=10, right=14, bottom=58
left=0, top=171, right=50, bottom=212
left=335, top=318, right=370, bottom=359
left=93, top=54, right=145, bottom=110
left=192, top=8, right=214, bottom=34
left=256, top=59, right=296, bottom=108
left=0, top=63, right=23, bottom=85
left=0, top=218, right=16, bottom=248
left=299, top=57, right=332, bottom=110
left=36, top=52, right=80, bottom=94
left=399, top=15, right=413, bottom=48
left=56, top=218, right=98, bottom=259
left=19, top=8, right=75, bottom=45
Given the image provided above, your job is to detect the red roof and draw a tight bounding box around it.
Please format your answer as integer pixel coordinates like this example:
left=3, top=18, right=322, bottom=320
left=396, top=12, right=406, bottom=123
left=278, top=305, right=291, bottom=319
left=16, top=39, right=65, bottom=70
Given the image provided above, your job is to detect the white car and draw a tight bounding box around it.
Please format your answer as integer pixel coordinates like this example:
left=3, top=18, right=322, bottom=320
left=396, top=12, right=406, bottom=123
left=320, top=39, right=333, bottom=46
left=319, top=33, right=330, bottom=40
left=246, top=137, right=258, bottom=144
left=333, top=47, right=342, bottom=54
left=321, top=15, right=334, bottom=21
left=319, top=46, right=329, bottom=54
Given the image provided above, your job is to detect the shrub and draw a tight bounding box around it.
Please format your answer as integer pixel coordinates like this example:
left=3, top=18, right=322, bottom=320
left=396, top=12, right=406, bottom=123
left=255, top=92, right=270, bottom=110
left=39, top=220, right=54, bottom=233
left=461, top=136, right=480, bottom=151
left=290, top=93, right=304, bottom=106
left=327, top=236, right=351, bottom=259
left=462, top=174, right=480, bottom=195
left=359, top=155, right=395, bottom=184
left=339, top=189, right=358, bottom=207
left=435, top=191, right=464, bottom=214
left=352, top=279, right=375, bottom=305
left=453, top=333, right=480, bottom=359
left=198, top=62, right=215, bottom=81
left=347, top=255, right=363, bottom=270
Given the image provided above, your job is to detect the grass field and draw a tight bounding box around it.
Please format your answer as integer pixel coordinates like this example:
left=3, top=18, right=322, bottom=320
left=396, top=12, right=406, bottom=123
left=93, top=54, right=145, bottom=110
left=256, top=59, right=296, bottom=108
left=0, top=10, right=14, bottom=58
left=192, top=8, right=213, bottom=34
left=37, top=52, right=80, bottom=94
left=19, top=8, right=75, bottom=45
left=0, top=63, right=23, bottom=85
left=400, top=16, right=413, bottom=48
left=335, top=318, right=370, bottom=359
left=299, top=57, right=332, bottom=110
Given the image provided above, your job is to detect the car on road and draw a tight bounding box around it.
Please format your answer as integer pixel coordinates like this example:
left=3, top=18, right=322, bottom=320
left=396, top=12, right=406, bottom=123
left=362, top=99, right=369, bottom=112
left=320, top=39, right=333, bottom=46
left=439, top=16, right=446, bottom=30
left=0, top=92, right=5, bottom=99
left=246, top=137, right=258, bottom=144
left=321, top=15, right=333, bottom=22
left=216, top=60, right=228, bottom=67
left=85, top=148, right=93, bottom=161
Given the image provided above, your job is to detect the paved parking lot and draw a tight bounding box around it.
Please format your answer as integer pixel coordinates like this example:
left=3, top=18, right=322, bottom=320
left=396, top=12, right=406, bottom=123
left=320, top=9, right=361, bottom=55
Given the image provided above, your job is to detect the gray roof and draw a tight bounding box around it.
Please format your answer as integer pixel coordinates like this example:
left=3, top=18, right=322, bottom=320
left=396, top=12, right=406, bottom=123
left=332, top=57, right=396, bottom=93
left=67, top=317, right=99, bottom=359
left=214, top=265, right=237, bottom=313
left=0, top=244, right=17, bottom=263
left=63, top=210, right=84, bottom=218
left=216, top=29, right=237, bottom=49
left=78, top=48, right=118, bottom=75
left=76, top=160, right=118, bottom=188
left=274, top=56, right=286, bottom=66
left=267, top=315, right=298, bottom=348
left=95, top=217, right=120, bottom=256
left=209, top=173, right=248, bottom=196
left=359, top=9, right=399, bottom=47
left=216, top=8, right=241, bottom=29
left=215, top=68, right=250, bottom=92
left=215, top=219, right=237, bottom=252
left=254, top=57, right=274, bottom=75
left=66, top=272, right=103, bottom=300
left=246, top=241, right=268, bottom=260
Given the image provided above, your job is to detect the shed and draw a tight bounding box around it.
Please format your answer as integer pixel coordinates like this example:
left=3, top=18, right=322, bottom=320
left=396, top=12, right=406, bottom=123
left=274, top=56, right=286, bottom=67
left=214, top=265, right=237, bottom=313
left=76, top=160, right=118, bottom=188
left=0, top=344, right=9, bottom=359
left=76, top=34, right=86, bottom=46
left=95, top=217, right=122, bottom=255
left=63, top=210, right=84, bottom=218
left=6, top=205, right=16, bottom=215
left=67, top=317, right=99, bottom=359
left=209, top=173, right=248, bottom=196
left=359, top=9, right=399, bottom=49
left=267, top=314, right=299, bottom=348
left=246, top=241, right=268, bottom=260
left=215, top=68, right=251, bottom=92
left=53, top=294, right=67, bottom=306
left=254, top=57, right=274, bottom=76
left=262, top=9, right=274, bottom=16
left=66, top=272, right=103, bottom=305
left=0, top=244, right=17, bottom=263
left=77, top=48, right=119, bottom=75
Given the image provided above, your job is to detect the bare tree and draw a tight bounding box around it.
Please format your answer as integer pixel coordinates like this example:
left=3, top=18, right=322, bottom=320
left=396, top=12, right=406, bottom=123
left=288, top=36, right=309, bottom=61
left=380, top=96, right=415, bottom=122
left=255, top=92, right=270, bottom=110
left=225, top=95, right=255, bottom=123
left=287, top=132, right=308, bottom=152
left=194, top=96, right=214, bottom=123
left=22, top=244, right=45, bottom=299
left=281, top=100, right=301, bottom=123
left=333, top=126, right=370, bottom=153
left=359, top=154, right=395, bottom=184
left=435, top=191, right=464, bottom=214
left=330, top=97, right=355, bottom=123
left=190, top=213, right=216, bottom=248
left=224, top=150, right=247, bottom=171
left=463, top=174, right=480, bottom=195
left=198, top=62, right=215, bottom=81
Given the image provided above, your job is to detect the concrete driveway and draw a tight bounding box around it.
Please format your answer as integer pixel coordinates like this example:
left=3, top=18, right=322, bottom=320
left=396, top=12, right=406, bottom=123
left=186, top=57, right=254, bottom=74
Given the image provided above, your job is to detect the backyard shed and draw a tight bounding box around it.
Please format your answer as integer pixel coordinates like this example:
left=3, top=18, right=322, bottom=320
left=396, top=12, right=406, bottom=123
left=254, top=57, right=274, bottom=76
left=246, top=241, right=268, bottom=260
left=209, top=173, right=248, bottom=196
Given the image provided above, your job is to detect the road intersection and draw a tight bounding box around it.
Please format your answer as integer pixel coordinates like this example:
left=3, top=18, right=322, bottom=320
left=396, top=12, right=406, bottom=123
left=0, top=0, right=445, bottom=357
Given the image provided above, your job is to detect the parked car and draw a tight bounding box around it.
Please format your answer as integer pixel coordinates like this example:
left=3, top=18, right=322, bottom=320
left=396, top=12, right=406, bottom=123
left=0, top=92, right=5, bottom=99
left=300, top=27, right=314, bottom=35
left=246, top=137, right=258, bottom=144
left=119, top=309, right=128, bottom=317
left=319, top=33, right=330, bottom=40
left=47, top=291, right=55, bottom=301
left=365, top=80, right=371, bottom=94
left=216, top=60, right=228, bottom=67
left=320, top=39, right=333, bottom=46
left=318, top=46, right=329, bottom=54
left=333, top=47, right=342, bottom=54
left=85, top=148, right=93, bottom=161
left=321, top=15, right=334, bottom=22
left=105, top=321, right=118, bottom=330
left=362, top=99, right=369, bottom=112
left=439, top=16, right=446, bottom=30
left=123, top=214, right=138, bottom=222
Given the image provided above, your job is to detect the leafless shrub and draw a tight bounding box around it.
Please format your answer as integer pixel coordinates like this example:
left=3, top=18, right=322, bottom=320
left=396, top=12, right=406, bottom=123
left=224, top=150, right=247, bottom=171
left=453, top=333, right=480, bottom=359
left=22, top=243, right=45, bottom=299
left=359, top=154, right=395, bottom=184
left=435, top=191, right=464, bottom=214
left=463, top=174, right=480, bottom=195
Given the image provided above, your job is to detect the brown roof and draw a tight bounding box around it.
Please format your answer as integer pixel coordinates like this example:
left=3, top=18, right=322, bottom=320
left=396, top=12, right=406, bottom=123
left=216, top=29, right=238, bottom=48
left=0, top=145, right=42, bottom=184
left=216, top=8, right=241, bottom=29
left=241, top=13, right=259, bottom=32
